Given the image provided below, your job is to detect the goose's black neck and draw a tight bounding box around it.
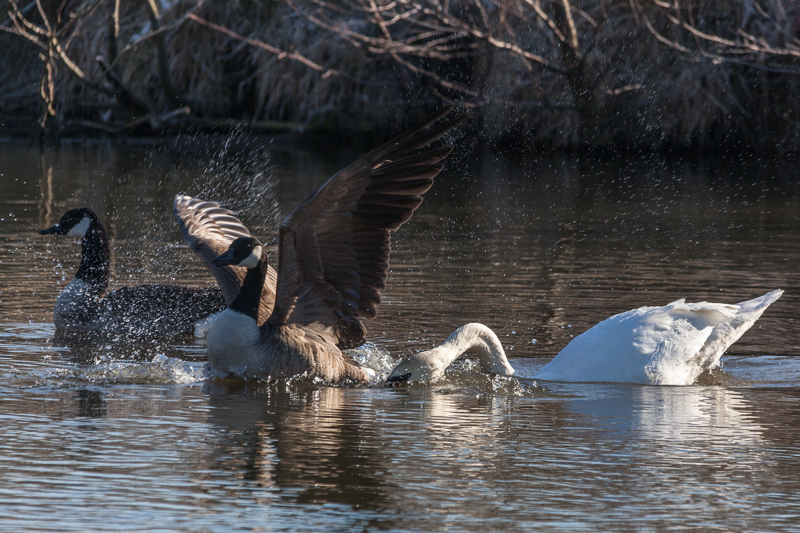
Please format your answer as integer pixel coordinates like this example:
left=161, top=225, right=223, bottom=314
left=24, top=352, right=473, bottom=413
left=229, top=248, right=267, bottom=320
left=76, top=220, right=110, bottom=293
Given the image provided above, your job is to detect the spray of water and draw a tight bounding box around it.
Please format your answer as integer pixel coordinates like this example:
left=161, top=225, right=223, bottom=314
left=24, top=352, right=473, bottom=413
left=185, top=129, right=282, bottom=246
left=108, top=129, right=282, bottom=285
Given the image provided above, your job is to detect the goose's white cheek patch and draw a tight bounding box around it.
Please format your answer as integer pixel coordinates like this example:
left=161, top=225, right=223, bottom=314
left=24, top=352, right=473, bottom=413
left=239, top=246, right=262, bottom=269
left=68, top=217, right=91, bottom=237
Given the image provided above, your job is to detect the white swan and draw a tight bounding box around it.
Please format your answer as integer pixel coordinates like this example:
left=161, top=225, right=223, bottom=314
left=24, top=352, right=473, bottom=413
left=536, top=289, right=783, bottom=385
left=387, top=290, right=783, bottom=385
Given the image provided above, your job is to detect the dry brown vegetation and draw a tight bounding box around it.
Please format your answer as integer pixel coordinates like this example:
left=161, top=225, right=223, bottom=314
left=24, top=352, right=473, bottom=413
left=1, top=0, right=799, bottom=153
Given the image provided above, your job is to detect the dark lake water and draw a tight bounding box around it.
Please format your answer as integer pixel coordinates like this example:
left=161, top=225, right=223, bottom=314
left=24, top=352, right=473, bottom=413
left=1, top=136, right=800, bottom=531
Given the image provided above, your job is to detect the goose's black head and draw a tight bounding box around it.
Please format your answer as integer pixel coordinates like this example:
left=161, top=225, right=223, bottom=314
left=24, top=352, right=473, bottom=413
left=213, top=237, right=264, bottom=268
left=40, top=208, right=99, bottom=238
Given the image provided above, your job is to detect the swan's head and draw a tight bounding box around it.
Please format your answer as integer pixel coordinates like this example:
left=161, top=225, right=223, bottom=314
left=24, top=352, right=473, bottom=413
left=386, top=348, right=448, bottom=383
left=213, top=237, right=264, bottom=268
left=386, top=346, right=452, bottom=383
left=40, top=208, right=98, bottom=238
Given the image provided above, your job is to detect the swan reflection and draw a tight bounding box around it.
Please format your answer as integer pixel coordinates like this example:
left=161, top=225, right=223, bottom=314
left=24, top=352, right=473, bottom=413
left=559, top=384, right=764, bottom=442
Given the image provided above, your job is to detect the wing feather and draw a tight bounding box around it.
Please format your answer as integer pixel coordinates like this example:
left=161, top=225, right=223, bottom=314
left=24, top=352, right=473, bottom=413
left=173, top=195, right=277, bottom=322
left=269, top=109, right=466, bottom=344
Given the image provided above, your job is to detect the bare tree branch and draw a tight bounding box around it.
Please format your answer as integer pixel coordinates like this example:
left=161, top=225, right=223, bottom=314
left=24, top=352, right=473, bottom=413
left=186, top=13, right=341, bottom=79
left=635, top=0, right=800, bottom=69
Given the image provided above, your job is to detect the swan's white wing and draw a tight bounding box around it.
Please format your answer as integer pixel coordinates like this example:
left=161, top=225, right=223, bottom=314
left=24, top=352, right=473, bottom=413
left=689, top=289, right=784, bottom=373
left=638, top=304, right=722, bottom=385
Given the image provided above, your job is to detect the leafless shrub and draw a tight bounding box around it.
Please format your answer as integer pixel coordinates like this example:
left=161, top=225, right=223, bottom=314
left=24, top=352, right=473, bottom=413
left=288, top=0, right=800, bottom=151
left=1, top=0, right=798, bottom=151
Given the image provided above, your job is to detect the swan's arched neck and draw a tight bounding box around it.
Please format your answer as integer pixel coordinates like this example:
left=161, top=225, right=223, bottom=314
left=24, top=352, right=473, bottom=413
left=440, top=323, right=515, bottom=375
left=388, top=323, right=515, bottom=382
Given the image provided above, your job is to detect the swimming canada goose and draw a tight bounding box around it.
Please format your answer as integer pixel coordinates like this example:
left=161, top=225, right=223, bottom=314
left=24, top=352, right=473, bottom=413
left=387, top=290, right=783, bottom=385
left=40, top=207, right=226, bottom=336
left=201, top=109, right=466, bottom=382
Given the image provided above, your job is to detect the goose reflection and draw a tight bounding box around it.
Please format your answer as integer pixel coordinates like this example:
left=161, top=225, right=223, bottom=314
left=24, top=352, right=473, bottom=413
left=49, top=327, right=206, bottom=368
left=200, top=382, right=391, bottom=508
left=198, top=380, right=529, bottom=518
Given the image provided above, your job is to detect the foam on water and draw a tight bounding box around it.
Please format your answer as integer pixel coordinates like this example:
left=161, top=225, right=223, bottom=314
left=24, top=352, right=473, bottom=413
left=51, top=354, right=208, bottom=385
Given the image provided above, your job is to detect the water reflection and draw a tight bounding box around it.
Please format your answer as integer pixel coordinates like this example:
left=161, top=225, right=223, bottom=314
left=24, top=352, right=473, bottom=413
left=75, top=388, right=108, bottom=418
left=1, top=335, right=800, bottom=531
left=202, top=383, right=392, bottom=509
left=50, top=329, right=206, bottom=364
left=2, top=142, right=800, bottom=531
left=561, top=384, right=766, bottom=442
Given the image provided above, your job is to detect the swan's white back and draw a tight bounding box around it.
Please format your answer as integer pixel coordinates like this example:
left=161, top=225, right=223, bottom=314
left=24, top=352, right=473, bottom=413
left=534, top=290, right=783, bottom=385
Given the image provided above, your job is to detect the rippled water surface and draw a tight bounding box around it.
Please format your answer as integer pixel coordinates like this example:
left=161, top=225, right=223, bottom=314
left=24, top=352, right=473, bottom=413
left=1, top=139, right=800, bottom=532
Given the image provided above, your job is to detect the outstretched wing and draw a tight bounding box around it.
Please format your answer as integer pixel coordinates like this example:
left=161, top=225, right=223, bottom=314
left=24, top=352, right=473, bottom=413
left=269, top=108, right=466, bottom=342
left=173, top=195, right=277, bottom=322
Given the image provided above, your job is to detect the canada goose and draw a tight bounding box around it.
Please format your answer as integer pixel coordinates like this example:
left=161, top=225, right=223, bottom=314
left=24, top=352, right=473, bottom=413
left=173, top=195, right=369, bottom=349
left=387, top=290, right=783, bottom=385
left=202, top=109, right=466, bottom=382
left=40, top=207, right=226, bottom=336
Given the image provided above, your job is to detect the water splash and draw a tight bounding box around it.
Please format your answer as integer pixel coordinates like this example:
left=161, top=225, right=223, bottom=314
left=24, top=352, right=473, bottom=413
left=53, top=354, right=208, bottom=385
left=430, top=358, right=542, bottom=397
left=183, top=129, right=282, bottom=245
left=107, top=129, right=283, bottom=285
left=346, top=342, right=397, bottom=374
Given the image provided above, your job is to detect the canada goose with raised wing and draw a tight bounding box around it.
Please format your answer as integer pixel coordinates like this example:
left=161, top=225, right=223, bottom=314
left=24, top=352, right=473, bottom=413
left=204, top=109, right=466, bottom=382
left=40, top=207, right=226, bottom=336
left=387, top=290, right=782, bottom=385
left=173, top=195, right=366, bottom=348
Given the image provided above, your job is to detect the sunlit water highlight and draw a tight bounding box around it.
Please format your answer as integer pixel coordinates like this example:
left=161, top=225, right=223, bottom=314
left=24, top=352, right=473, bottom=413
left=1, top=141, right=800, bottom=531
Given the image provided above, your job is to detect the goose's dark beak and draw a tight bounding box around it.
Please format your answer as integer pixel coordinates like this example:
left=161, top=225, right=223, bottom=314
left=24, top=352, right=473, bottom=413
left=39, top=224, right=63, bottom=235
left=212, top=249, right=238, bottom=266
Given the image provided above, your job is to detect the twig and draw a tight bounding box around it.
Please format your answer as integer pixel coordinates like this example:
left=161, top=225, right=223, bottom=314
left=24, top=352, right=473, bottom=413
left=187, top=13, right=341, bottom=79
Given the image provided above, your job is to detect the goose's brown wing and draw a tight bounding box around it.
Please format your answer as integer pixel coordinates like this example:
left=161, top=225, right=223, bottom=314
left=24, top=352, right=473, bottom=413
left=173, top=195, right=277, bottom=322
left=268, top=109, right=466, bottom=345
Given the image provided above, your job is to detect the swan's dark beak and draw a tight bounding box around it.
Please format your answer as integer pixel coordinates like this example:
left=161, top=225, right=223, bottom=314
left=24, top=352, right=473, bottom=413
left=39, top=224, right=64, bottom=235
left=385, top=372, right=412, bottom=384
left=212, top=249, right=239, bottom=266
